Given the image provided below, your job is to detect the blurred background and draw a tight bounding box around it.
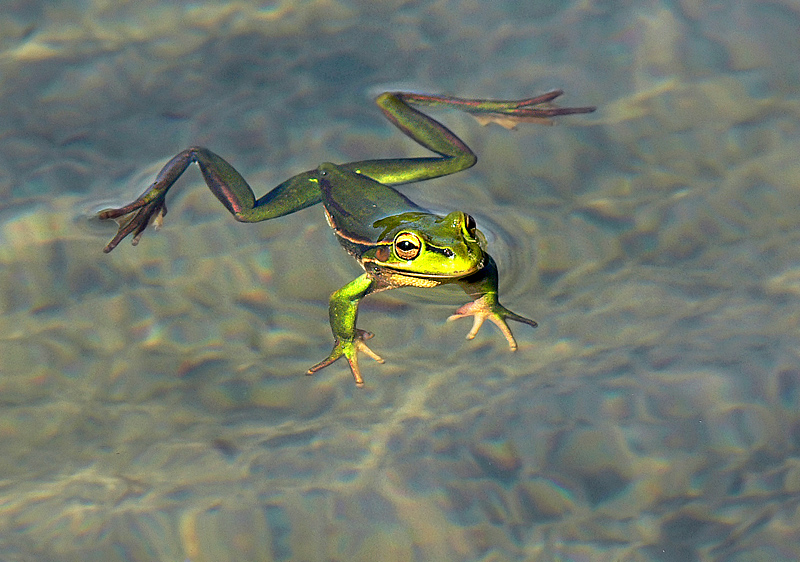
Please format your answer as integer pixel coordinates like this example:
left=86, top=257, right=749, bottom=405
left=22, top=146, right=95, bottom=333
left=1, top=0, right=799, bottom=560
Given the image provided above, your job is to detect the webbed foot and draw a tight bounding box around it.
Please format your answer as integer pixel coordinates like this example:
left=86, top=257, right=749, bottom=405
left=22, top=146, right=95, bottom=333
left=459, top=90, right=596, bottom=129
left=98, top=194, right=168, bottom=253
left=447, top=295, right=537, bottom=351
left=306, top=329, right=384, bottom=387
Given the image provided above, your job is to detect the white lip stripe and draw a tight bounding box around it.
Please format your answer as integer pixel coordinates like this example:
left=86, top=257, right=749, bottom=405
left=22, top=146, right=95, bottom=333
left=360, top=257, right=484, bottom=279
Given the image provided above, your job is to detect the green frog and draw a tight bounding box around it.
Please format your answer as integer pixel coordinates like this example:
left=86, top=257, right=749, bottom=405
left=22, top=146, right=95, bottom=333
left=100, top=90, right=594, bottom=386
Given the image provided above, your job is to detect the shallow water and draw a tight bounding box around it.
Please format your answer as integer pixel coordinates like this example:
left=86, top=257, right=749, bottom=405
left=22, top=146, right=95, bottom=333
left=1, top=0, right=800, bottom=560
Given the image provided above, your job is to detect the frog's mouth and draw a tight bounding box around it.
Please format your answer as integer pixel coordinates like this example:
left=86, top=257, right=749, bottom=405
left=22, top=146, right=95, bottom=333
left=371, top=257, right=485, bottom=279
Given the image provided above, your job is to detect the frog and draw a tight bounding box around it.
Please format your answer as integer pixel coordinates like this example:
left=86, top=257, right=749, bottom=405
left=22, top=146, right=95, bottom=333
left=99, top=90, right=594, bottom=387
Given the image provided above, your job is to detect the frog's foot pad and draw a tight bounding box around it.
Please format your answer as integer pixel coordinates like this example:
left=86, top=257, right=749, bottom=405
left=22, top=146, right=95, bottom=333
left=447, top=297, right=537, bottom=351
left=306, top=329, right=383, bottom=387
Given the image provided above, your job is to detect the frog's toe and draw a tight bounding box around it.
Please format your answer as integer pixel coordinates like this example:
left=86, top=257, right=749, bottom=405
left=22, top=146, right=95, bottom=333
left=492, top=311, right=538, bottom=351
left=306, top=356, right=338, bottom=376
left=353, top=329, right=384, bottom=363
left=447, top=308, right=486, bottom=340
left=489, top=315, right=519, bottom=351
left=307, top=330, right=383, bottom=388
left=355, top=337, right=384, bottom=364
left=100, top=198, right=168, bottom=253
left=343, top=355, right=366, bottom=388
left=448, top=297, right=537, bottom=351
left=347, top=334, right=384, bottom=387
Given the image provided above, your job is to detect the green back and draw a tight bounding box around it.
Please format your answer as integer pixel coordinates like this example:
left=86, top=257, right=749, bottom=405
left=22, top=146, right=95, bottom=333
left=317, top=162, right=425, bottom=243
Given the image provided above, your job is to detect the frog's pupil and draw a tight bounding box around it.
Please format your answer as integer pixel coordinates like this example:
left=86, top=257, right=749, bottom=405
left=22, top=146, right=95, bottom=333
left=465, top=214, right=477, bottom=235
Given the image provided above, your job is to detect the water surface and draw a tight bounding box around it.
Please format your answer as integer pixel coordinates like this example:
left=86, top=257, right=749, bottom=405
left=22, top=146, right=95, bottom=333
left=1, top=0, right=799, bottom=560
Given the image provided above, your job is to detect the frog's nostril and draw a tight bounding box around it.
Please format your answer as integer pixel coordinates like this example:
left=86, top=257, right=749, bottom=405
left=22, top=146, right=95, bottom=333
left=443, top=248, right=454, bottom=257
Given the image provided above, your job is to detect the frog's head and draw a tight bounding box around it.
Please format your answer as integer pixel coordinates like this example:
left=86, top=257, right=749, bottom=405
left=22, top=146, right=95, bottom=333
left=362, top=211, right=486, bottom=279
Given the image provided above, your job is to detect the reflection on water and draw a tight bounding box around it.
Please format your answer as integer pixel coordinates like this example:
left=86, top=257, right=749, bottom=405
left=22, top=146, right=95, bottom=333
left=1, top=0, right=800, bottom=560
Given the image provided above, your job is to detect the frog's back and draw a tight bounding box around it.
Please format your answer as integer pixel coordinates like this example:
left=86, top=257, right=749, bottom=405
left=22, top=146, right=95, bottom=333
left=317, top=162, right=425, bottom=243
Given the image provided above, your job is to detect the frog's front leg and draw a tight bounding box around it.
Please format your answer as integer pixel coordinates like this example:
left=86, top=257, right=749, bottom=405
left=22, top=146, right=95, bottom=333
left=99, top=147, right=321, bottom=252
left=307, top=273, right=387, bottom=387
left=449, top=255, right=537, bottom=351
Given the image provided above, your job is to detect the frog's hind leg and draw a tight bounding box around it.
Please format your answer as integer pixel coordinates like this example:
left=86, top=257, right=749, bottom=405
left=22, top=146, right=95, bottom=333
left=344, top=91, right=595, bottom=187
left=343, top=92, right=478, bottom=186
left=99, top=147, right=321, bottom=252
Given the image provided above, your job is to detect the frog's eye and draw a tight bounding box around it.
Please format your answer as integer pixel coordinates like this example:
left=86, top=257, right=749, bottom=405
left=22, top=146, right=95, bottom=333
left=464, top=214, right=478, bottom=240
left=394, top=232, right=421, bottom=260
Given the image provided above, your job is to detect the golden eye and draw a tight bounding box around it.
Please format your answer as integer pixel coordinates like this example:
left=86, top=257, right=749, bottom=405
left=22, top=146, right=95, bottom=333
left=394, top=232, right=421, bottom=260
left=464, top=214, right=478, bottom=240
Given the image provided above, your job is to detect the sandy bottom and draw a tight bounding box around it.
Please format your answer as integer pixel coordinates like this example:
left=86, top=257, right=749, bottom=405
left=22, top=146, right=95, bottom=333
left=1, top=0, right=799, bottom=560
